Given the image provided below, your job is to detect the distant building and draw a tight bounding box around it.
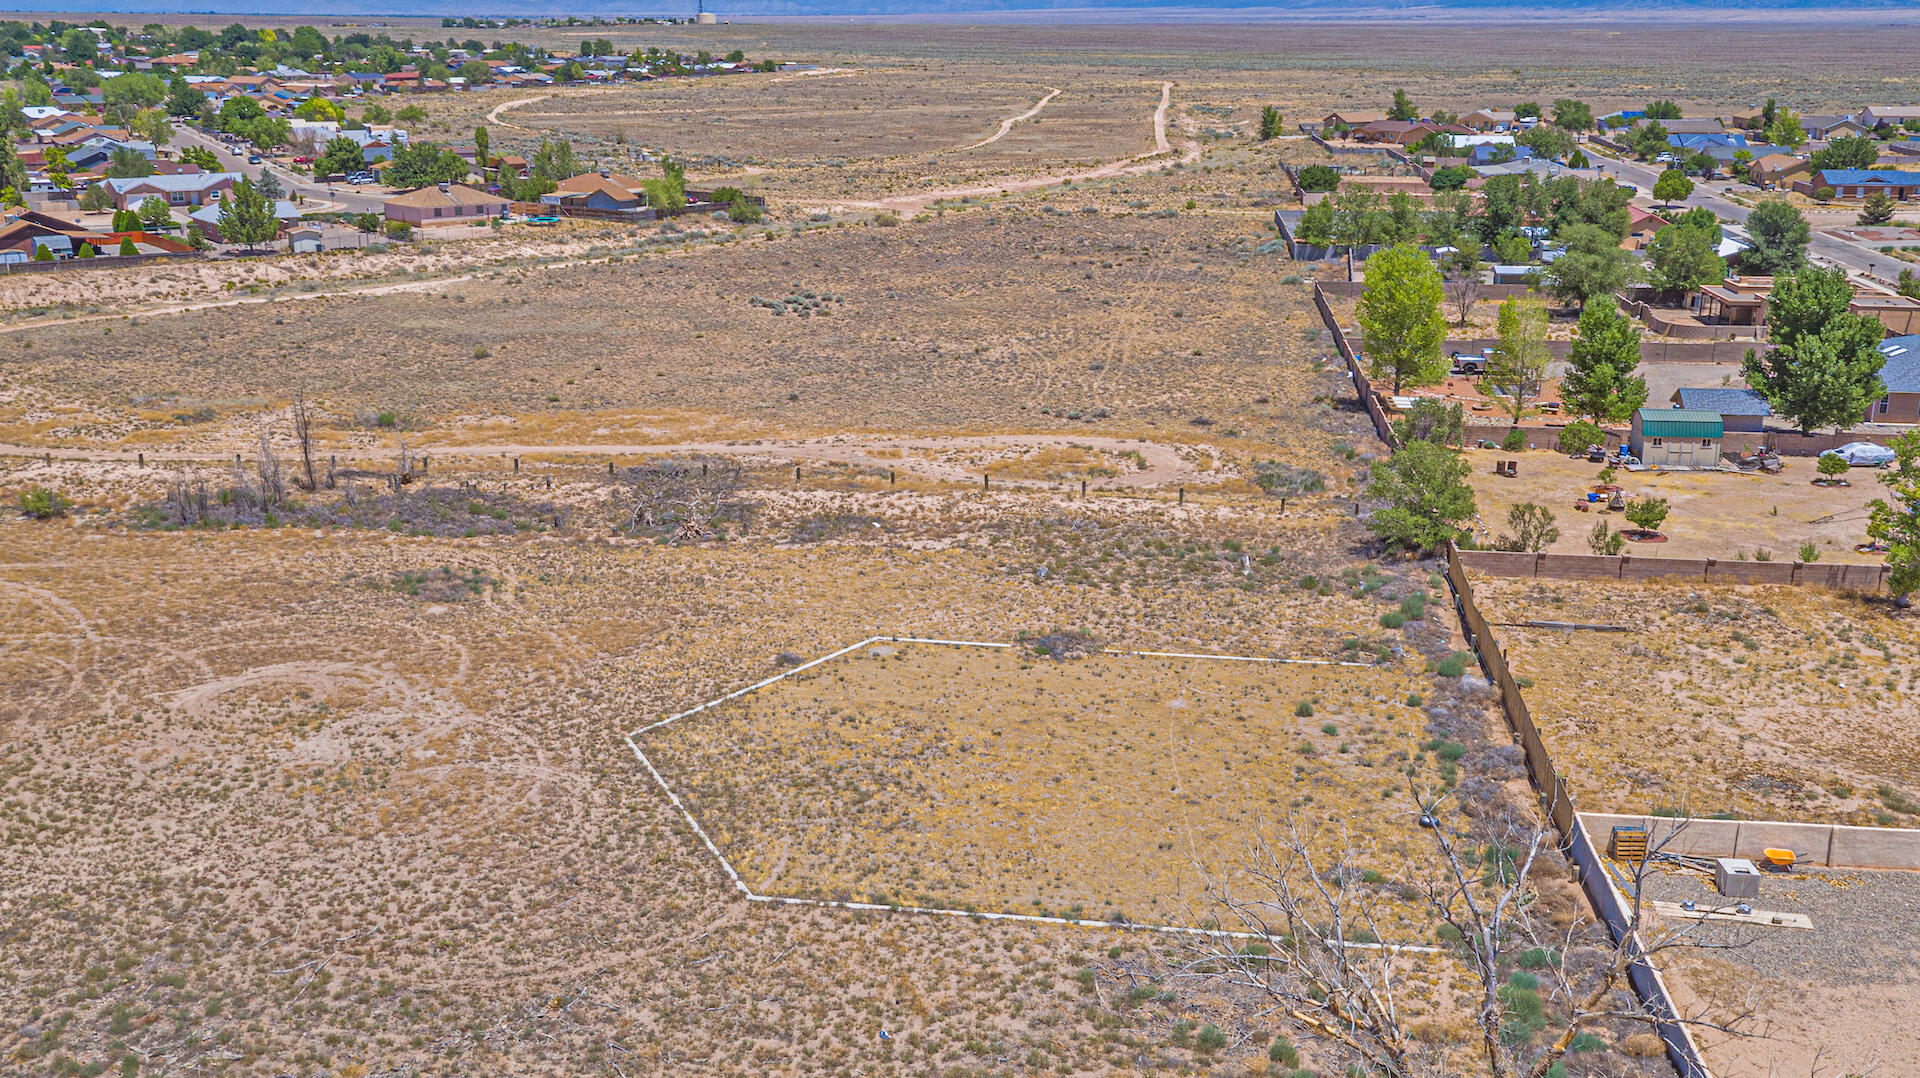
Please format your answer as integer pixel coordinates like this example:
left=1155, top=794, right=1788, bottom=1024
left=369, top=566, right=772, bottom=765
left=1795, top=169, right=1920, bottom=201
left=383, top=182, right=507, bottom=226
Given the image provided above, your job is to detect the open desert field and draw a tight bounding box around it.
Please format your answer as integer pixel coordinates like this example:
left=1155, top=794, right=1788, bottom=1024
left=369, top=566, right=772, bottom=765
left=13, top=13, right=1920, bottom=1077
left=643, top=640, right=1434, bottom=923
left=1469, top=576, right=1920, bottom=824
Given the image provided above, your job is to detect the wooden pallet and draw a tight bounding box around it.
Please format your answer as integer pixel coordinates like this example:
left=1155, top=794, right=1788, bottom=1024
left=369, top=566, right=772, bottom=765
left=1610, top=825, right=1649, bottom=863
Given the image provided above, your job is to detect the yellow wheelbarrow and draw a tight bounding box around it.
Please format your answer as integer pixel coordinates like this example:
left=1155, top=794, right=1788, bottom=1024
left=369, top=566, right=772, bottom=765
left=1762, top=848, right=1797, bottom=872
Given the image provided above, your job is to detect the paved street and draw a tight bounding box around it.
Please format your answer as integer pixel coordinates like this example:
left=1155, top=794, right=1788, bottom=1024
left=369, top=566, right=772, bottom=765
left=1589, top=144, right=1896, bottom=286
left=171, top=124, right=390, bottom=215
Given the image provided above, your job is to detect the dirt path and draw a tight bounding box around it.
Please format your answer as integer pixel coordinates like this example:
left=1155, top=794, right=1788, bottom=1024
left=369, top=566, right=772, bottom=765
left=957, top=86, right=1061, bottom=151
left=0, top=433, right=1216, bottom=489
left=811, top=81, right=1194, bottom=215
left=1147, top=80, right=1172, bottom=156
left=486, top=93, right=553, bottom=129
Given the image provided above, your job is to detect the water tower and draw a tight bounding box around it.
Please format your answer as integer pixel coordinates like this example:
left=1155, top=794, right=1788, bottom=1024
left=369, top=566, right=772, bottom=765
left=696, top=0, right=718, bottom=24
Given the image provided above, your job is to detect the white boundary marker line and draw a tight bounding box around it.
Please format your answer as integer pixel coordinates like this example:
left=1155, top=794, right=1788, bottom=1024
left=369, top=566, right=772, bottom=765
left=625, top=635, right=1443, bottom=953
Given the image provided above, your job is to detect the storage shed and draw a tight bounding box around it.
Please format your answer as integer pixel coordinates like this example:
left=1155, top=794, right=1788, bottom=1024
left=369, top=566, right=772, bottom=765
left=1630, top=408, right=1724, bottom=467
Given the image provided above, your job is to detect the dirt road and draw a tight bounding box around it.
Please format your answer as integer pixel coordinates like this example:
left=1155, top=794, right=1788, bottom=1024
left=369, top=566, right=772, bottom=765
left=0, top=433, right=1218, bottom=489
left=812, top=81, right=1194, bottom=215
left=486, top=93, right=553, bottom=129
left=957, top=86, right=1061, bottom=151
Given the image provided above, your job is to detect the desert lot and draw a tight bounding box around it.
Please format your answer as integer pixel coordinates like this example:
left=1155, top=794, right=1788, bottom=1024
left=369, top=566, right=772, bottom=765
left=6, top=13, right=1920, bottom=1078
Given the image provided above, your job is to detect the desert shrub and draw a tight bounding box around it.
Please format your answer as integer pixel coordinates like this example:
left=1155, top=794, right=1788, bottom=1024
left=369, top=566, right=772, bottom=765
left=1380, top=611, right=1406, bottom=628
left=1267, top=1038, right=1300, bottom=1066
left=1568, top=1032, right=1607, bottom=1052
left=1195, top=1024, right=1227, bottom=1053
left=19, top=486, right=70, bottom=518
left=1517, top=946, right=1561, bottom=969
left=1799, top=540, right=1820, bottom=563
left=1501, top=428, right=1527, bottom=452
left=1168, top=1018, right=1193, bottom=1046
left=1555, top=420, right=1606, bottom=456
left=1294, top=700, right=1314, bottom=717
left=1435, top=652, right=1470, bottom=677
left=1817, top=453, right=1850, bottom=478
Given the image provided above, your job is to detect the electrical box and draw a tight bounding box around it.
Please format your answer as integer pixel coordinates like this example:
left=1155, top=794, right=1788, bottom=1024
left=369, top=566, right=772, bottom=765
left=1714, top=858, right=1761, bottom=899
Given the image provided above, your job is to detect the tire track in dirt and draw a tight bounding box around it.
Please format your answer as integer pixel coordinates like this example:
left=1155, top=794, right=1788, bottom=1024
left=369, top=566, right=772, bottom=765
left=956, top=86, right=1061, bottom=151
left=811, top=81, right=1194, bottom=215
left=0, top=433, right=1218, bottom=489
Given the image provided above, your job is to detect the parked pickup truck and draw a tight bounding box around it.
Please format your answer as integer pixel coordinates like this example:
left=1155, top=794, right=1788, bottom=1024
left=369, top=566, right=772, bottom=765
left=1450, top=351, right=1490, bottom=375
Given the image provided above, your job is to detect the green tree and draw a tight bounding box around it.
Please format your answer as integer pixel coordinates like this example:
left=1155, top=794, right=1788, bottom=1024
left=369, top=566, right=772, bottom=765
left=1551, top=98, right=1592, bottom=132
left=530, top=137, right=578, bottom=183
left=1562, top=297, right=1647, bottom=422
left=117, top=235, right=137, bottom=255
left=1899, top=268, right=1920, bottom=301
left=1549, top=222, right=1640, bottom=309
left=1742, top=266, right=1888, bottom=432
left=1646, top=222, right=1725, bottom=297
left=1643, top=100, right=1682, bottom=121
left=1514, top=101, right=1541, bottom=120
left=1366, top=441, right=1476, bottom=552
left=1488, top=298, right=1551, bottom=425
left=218, top=95, right=264, bottom=132
left=1859, top=191, right=1897, bottom=226
left=1500, top=502, right=1560, bottom=552
left=76, top=242, right=96, bottom=258
left=1356, top=244, right=1447, bottom=395
left=217, top=177, right=279, bottom=249
left=137, top=197, right=174, bottom=231
left=395, top=104, right=427, bottom=124
left=1517, top=124, right=1574, bottom=162
left=165, top=76, right=204, bottom=118
left=1295, top=164, right=1339, bottom=192
left=458, top=60, right=493, bottom=85
left=78, top=184, right=113, bottom=211
left=384, top=142, right=470, bottom=187
left=1810, top=135, right=1879, bottom=173
left=1651, top=168, right=1693, bottom=205
left=1869, top=430, right=1920, bottom=600
left=32, top=243, right=52, bottom=262
left=1258, top=106, right=1283, bottom=140
left=1763, top=109, right=1806, bottom=150
left=1294, top=198, right=1335, bottom=247
left=294, top=97, right=344, bottom=122
left=1491, top=231, right=1532, bottom=266
left=641, top=156, right=686, bottom=210
left=473, top=124, right=491, bottom=169
left=1741, top=200, right=1810, bottom=275
left=314, top=136, right=363, bottom=179
left=1388, top=88, right=1417, bottom=122
left=103, top=71, right=167, bottom=112
left=1428, top=165, right=1471, bottom=191
left=105, top=147, right=152, bottom=179
left=178, top=145, right=220, bottom=171
left=1628, top=120, right=1670, bottom=162
left=361, top=102, right=393, bottom=126
left=1671, top=205, right=1722, bottom=242
left=1624, top=496, right=1670, bottom=535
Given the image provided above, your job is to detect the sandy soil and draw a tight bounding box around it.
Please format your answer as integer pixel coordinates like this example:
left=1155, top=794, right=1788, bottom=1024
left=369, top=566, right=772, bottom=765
left=1462, top=449, right=1887, bottom=564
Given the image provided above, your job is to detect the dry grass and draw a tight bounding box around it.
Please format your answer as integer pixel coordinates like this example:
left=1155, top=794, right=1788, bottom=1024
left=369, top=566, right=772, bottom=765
left=646, top=641, right=1433, bottom=924
left=1470, top=576, right=1920, bottom=824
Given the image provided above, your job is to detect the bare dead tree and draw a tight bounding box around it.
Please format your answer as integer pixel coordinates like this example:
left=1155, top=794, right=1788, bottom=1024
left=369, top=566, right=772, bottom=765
left=291, top=392, right=318, bottom=492
left=1444, top=250, right=1485, bottom=328
left=620, top=458, right=748, bottom=543
left=1184, top=790, right=1754, bottom=1078
left=255, top=428, right=285, bottom=507
left=167, top=471, right=209, bottom=525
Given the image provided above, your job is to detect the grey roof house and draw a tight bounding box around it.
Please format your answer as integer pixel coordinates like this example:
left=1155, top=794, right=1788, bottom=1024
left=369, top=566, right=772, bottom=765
left=1671, top=387, right=1772, bottom=432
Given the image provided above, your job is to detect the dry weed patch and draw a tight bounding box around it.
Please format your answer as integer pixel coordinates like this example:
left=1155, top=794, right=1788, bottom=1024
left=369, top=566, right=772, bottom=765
left=1472, top=576, right=1920, bottom=823
left=644, top=641, right=1433, bottom=925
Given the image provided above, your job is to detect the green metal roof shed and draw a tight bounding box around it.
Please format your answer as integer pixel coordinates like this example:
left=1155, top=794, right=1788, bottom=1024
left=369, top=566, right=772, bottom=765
left=1634, top=408, right=1724, bottom=439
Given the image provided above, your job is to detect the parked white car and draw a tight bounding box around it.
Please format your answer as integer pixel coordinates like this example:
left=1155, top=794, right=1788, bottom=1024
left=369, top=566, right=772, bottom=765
left=1822, top=442, right=1897, bottom=467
